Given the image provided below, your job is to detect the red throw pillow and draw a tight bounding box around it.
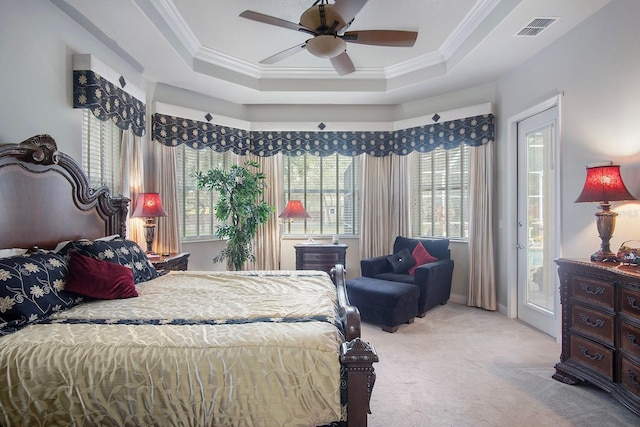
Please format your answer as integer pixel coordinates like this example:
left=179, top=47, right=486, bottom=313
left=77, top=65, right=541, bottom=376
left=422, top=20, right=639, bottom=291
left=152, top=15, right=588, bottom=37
left=408, top=242, right=438, bottom=275
left=65, top=252, right=138, bottom=299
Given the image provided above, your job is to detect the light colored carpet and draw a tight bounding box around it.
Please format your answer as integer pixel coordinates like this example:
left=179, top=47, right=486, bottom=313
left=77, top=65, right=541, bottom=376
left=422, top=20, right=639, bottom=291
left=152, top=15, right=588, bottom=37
left=360, top=303, right=639, bottom=427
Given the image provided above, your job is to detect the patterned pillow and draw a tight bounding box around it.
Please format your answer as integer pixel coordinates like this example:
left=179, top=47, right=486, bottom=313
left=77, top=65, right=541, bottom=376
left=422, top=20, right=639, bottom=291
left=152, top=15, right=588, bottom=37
left=57, top=239, right=158, bottom=284
left=386, top=248, right=416, bottom=274
left=0, top=252, right=83, bottom=334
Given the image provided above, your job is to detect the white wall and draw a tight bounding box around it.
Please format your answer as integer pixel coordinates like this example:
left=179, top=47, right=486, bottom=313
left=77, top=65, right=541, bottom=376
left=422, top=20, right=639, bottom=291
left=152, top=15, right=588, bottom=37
left=0, top=0, right=146, bottom=159
left=494, top=0, right=640, bottom=311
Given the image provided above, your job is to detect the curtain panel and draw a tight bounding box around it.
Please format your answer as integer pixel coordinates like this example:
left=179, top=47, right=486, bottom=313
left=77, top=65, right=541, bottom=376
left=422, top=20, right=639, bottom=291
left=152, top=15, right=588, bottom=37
left=152, top=113, right=494, bottom=157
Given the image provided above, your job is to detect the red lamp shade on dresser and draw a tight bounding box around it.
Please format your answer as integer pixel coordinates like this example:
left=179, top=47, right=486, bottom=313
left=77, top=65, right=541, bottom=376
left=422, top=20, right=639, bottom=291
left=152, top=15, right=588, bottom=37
left=575, top=163, right=636, bottom=262
left=132, top=192, right=168, bottom=254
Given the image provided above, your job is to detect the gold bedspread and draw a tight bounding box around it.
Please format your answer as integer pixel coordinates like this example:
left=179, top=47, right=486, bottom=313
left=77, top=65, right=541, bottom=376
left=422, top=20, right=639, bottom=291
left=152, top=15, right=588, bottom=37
left=0, top=270, right=344, bottom=426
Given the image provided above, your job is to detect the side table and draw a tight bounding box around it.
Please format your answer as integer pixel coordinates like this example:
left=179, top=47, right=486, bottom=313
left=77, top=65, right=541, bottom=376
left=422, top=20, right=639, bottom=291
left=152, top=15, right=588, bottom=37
left=150, top=252, right=190, bottom=275
left=294, top=243, right=347, bottom=276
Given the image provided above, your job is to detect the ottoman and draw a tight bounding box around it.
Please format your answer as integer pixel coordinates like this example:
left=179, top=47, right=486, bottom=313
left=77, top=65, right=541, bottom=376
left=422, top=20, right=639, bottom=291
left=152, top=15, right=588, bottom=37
left=346, top=276, right=419, bottom=333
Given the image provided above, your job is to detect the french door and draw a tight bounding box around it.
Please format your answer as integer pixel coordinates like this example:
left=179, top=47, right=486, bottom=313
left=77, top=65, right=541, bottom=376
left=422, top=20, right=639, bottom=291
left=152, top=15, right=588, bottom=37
left=516, top=106, right=560, bottom=338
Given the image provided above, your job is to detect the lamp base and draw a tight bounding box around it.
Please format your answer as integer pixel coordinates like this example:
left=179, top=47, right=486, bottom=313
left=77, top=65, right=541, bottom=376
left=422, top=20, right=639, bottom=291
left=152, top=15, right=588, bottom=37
left=590, top=249, right=619, bottom=263
left=590, top=204, right=619, bottom=263
left=143, top=220, right=157, bottom=254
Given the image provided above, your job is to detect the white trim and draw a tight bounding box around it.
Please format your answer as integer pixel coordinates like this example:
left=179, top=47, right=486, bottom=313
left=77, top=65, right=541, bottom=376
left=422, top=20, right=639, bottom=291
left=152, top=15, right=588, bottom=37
left=72, top=54, right=146, bottom=103
left=393, top=102, right=494, bottom=131
left=505, top=94, right=562, bottom=323
left=249, top=122, right=393, bottom=132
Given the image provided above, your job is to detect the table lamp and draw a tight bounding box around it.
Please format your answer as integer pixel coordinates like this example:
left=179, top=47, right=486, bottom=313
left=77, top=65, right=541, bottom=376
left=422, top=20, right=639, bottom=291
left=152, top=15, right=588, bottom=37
left=575, top=162, right=636, bottom=262
left=132, top=192, right=168, bottom=254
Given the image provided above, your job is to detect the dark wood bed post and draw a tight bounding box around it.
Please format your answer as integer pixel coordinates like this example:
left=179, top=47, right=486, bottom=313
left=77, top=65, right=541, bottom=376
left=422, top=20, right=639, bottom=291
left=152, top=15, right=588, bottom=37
left=332, top=265, right=378, bottom=427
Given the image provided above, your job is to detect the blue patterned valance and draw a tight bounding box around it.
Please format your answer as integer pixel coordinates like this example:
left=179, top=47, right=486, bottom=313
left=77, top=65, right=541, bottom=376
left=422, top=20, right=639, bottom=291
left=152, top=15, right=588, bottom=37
left=152, top=113, right=494, bottom=157
left=73, top=70, right=146, bottom=136
left=152, top=113, right=251, bottom=154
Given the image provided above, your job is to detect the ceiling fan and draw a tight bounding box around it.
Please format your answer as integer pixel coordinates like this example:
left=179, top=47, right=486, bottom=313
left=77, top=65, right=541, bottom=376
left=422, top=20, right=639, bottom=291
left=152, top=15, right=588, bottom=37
left=239, top=0, right=418, bottom=75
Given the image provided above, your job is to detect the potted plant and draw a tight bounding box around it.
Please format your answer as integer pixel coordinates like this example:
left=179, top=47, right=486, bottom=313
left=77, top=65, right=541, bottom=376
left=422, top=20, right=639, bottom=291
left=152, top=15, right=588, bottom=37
left=194, top=160, right=273, bottom=271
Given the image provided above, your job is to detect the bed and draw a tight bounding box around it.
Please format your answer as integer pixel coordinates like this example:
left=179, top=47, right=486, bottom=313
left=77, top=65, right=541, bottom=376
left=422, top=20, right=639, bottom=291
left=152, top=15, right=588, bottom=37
left=0, top=135, right=378, bottom=427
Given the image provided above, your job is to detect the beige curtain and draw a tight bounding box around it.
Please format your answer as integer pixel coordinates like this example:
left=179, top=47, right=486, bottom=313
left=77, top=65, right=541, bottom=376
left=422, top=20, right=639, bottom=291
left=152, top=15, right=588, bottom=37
left=243, top=153, right=282, bottom=270
left=151, top=142, right=181, bottom=255
left=120, top=129, right=145, bottom=243
left=467, top=142, right=496, bottom=310
left=359, top=154, right=412, bottom=260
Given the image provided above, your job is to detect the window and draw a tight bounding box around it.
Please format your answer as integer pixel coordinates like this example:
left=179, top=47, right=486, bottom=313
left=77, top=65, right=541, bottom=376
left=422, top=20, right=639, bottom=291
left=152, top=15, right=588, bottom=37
left=81, top=110, right=122, bottom=194
left=176, top=146, right=229, bottom=240
left=411, top=145, right=470, bottom=239
left=283, top=153, right=360, bottom=236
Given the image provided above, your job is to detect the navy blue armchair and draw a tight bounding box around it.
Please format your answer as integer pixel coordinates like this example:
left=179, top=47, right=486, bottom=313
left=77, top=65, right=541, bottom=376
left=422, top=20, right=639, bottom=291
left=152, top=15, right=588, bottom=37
left=360, top=236, right=454, bottom=316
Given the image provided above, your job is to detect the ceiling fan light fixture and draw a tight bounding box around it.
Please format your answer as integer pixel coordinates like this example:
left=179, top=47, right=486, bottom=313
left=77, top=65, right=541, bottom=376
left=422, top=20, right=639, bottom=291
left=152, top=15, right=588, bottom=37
left=306, top=35, right=346, bottom=58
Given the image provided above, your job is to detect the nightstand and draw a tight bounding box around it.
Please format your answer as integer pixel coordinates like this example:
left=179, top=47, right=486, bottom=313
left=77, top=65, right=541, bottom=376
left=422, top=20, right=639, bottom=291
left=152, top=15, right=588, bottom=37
left=150, top=252, right=190, bottom=275
left=294, top=243, right=347, bottom=275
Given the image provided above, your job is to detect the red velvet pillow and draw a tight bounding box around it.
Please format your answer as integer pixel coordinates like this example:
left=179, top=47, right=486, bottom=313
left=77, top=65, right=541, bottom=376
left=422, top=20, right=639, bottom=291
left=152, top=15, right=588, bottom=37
left=408, top=242, right=438, bottom=276
left=65, top=252, right=138, bottom=299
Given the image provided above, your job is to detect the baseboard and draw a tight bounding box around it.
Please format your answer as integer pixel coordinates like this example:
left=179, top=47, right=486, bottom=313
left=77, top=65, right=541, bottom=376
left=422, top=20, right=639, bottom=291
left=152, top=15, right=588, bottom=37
left=449, top=293, right=467, bottom=305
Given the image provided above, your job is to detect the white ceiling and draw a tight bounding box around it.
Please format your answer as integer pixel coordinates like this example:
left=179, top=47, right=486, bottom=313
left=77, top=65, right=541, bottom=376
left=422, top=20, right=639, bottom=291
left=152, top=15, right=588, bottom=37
left=52, top=0, right=611, bottom=106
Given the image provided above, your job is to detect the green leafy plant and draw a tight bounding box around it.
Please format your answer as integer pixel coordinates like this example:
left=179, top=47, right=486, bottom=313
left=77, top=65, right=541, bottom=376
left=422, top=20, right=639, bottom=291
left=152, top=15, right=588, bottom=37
left=194, top=160, right=273, bottom=271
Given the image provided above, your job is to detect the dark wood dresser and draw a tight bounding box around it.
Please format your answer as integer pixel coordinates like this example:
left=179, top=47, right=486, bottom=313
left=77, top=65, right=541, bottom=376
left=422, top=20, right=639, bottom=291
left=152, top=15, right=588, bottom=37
left=294, top=243, right=347, bottom=275
left=554, top=258, right=640, bottom=416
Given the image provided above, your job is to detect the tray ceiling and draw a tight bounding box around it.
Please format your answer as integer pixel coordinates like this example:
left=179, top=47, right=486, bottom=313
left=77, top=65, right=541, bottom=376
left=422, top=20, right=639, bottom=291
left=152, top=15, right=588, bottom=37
left=52, top=0, right=611, bottom=105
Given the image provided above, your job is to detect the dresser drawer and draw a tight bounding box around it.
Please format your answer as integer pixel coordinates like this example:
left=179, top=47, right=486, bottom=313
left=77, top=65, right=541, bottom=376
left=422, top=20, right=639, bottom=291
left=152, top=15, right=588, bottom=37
left=620, top=319, right=640, bottom=359
left=570, top=304, right=614, bottom=346
left=568, top=334, right=614, bottom=380
left=570, top=275, right=614, bottom=309
left=622, top=287, right=640, bottom=322
left=302, top=252, right=340, bottom=262
left=621, top=357, right=640, bottom=398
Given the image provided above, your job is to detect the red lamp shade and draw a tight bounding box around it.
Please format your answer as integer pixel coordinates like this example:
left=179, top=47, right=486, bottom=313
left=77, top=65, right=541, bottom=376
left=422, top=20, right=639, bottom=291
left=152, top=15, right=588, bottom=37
left=132, top=193, right=168, bottom=218
left=575, top=163, right=636, bottom=263
left=575, top=164, right=636, bottom=203
left=278, top=200, right=311, bottom=220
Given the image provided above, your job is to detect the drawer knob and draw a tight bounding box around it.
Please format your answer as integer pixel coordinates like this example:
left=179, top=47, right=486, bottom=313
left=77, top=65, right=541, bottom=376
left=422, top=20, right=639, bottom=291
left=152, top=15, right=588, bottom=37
left=579, top=313, right=605, bottom=328
left=579, top=345, right=604, bottom=361
left=628, top=333, right=640, bottom=348
left=580, top=283, right=605, bottom=295
left=628, top=296, right=640, bottom=311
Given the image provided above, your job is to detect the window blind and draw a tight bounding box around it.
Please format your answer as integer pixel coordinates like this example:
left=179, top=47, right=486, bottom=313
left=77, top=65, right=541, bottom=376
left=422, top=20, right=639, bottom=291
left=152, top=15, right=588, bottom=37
left=82, top=110, right=122, bottom=195
left=283, top=153, right=360, bottom=236
left=411, top=144, right=469, bottom=239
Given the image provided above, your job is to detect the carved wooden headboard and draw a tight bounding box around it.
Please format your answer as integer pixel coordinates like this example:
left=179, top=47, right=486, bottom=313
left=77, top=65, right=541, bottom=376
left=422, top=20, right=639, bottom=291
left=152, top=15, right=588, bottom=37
left=0, top=135, right=129, bottom=249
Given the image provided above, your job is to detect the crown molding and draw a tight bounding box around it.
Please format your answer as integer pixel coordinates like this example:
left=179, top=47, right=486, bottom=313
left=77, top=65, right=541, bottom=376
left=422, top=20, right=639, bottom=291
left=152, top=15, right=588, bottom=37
left=135, top=0, right=200, bottom=55
left=136, top=0, right=504, bottom=88
left=440, top=0, right=503, bottom=61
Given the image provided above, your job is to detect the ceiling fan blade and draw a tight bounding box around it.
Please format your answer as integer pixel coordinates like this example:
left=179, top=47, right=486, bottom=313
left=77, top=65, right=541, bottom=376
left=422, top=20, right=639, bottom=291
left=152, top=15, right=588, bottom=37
left=343, top=30, right=418, bottom=47
left=260, top=43, right=307, bottom=64
left=330, top=51, right=356, bottom=76
left=239, top=10, right=314, bottom=35
left=332, top=0, right=369, bottom=26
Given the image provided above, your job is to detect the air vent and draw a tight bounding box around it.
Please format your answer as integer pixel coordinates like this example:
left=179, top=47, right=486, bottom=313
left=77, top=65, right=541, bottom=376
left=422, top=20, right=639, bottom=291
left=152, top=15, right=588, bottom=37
left=516, top=17, right=557, bottom=37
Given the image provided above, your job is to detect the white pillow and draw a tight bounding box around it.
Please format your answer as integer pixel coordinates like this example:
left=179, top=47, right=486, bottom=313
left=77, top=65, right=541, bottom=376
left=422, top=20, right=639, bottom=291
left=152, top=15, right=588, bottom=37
left=0, top=248, right=28, bottom=258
